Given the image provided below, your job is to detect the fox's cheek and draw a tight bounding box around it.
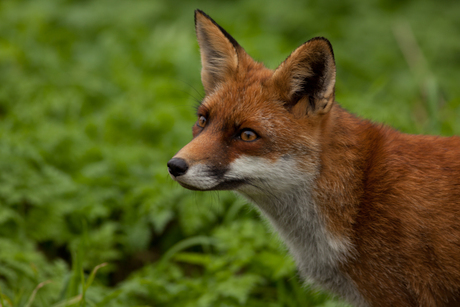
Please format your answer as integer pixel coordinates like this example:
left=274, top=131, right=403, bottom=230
left=225, top=156, right=274, bottom=179
left=225, top=156, right=303, bottom=187
left=192, top=125, right=202, bottom=138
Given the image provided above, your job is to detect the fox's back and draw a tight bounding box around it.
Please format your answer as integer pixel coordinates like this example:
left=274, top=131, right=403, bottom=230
left=340, top=121, right=460, bottom=306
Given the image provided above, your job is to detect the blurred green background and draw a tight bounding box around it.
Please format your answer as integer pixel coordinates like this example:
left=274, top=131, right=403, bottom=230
left=0, top=0, right=459, bottom=306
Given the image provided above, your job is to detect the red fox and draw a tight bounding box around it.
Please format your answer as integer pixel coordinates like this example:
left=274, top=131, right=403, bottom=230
left=167, top=10, right=460, bottom=307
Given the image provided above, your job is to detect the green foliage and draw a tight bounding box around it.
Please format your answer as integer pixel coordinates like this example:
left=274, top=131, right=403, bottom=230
left=0, top=0, right=459, bottom=306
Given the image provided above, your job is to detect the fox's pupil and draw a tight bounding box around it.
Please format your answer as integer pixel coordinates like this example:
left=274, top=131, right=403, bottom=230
left=241, top=130, right=256, bottom=141
left=198, top=116, right=206, bottom=127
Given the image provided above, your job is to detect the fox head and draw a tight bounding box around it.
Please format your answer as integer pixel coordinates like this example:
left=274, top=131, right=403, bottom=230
left=168, top=10, right=336, bottom=199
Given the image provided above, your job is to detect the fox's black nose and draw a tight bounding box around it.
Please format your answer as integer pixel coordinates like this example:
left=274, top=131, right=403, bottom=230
left=167, top=158, right=189, bottom=177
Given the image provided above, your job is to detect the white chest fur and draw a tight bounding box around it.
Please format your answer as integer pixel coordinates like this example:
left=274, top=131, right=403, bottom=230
left=227, top=156, right=368, bottom=306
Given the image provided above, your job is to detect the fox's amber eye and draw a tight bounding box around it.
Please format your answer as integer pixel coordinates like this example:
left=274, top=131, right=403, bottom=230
left=197, top=116, right=206, bottom=128
left=240, top=130, right=258, bottom=142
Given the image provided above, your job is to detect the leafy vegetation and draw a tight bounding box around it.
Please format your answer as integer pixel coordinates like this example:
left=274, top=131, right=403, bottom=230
left=0, top=0, right=459, bottom=306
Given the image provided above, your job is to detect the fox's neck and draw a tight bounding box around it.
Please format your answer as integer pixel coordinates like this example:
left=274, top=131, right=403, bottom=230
left=241, top=105, right=376, bottom=259
left=312, top=105, right=385, bottom=245
left=240, top=169, right=367, bottom=306
left=238, top=104, right=378, bottom=307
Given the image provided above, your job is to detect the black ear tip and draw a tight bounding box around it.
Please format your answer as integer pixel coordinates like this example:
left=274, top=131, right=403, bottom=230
left=195, top=9, right=212, bottom=28
left=195, top=9, right=209, bottom=20
left=193, top=10, right=241, bottom=50
left=310, top=36, right=331, bottom=43
left=308, top=37, right=333, bottom=48
left=195, top=9, right=202, bottom=25
left=306, top=37, right=335, bottom=61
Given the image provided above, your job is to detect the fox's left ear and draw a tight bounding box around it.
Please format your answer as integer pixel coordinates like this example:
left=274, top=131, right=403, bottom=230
left=271, top=37, right=336, bottom=115
left=195, top=10, right=242, bottom=95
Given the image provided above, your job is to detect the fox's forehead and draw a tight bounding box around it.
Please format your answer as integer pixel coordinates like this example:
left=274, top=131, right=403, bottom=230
left=199, top=79, right=287, bottom=129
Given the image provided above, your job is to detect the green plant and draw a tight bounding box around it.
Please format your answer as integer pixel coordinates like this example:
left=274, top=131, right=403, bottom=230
left=0, top=0, right=459, bottom=306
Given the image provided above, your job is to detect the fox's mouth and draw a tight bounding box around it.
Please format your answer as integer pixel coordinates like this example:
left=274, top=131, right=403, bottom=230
left=175, top=177, right=246, bottom=191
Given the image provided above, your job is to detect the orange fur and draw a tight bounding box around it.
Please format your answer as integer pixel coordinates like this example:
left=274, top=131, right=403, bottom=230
left=168, top=10, right=460, bottom=307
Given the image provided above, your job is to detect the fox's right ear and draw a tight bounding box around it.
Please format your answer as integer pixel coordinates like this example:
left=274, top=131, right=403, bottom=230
left=195, top=10, right=241, bottom=94
left=271, top=37, right=336, bottom=116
